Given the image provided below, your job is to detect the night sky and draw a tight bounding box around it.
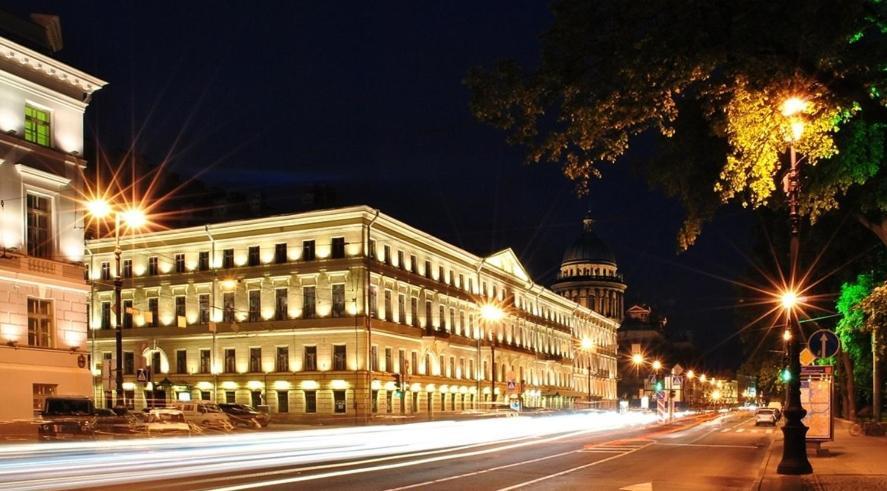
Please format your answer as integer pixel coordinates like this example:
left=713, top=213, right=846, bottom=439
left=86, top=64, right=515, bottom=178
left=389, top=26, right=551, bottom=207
left=9, top=1, right=763, bottom=370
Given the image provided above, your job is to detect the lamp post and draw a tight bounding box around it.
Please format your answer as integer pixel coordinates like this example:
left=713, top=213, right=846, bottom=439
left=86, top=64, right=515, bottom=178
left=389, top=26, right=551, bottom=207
left=86, top=199, right=146, bottom=408
left=581, top=338, right=594, bottom=406
left=776, top=96, right=813, bottom=475
left=480, top=304, right=503, bottom=405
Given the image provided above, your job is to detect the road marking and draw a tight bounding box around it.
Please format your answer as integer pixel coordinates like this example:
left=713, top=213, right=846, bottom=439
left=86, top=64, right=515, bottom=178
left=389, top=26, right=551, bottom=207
left=736, top=429, right=745, bottom=433
left=655, top=442, right=760, bottom=449
left=385, top=450, right=579, bottom=490
left=495, top=441, right=654, bottom=491
left=721, top=428, right=731, bottom=432
left=208, top=427, right=610, bottom=491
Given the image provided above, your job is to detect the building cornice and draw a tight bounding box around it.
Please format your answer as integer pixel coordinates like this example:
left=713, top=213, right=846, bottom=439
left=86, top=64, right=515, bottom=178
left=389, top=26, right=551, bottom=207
left=0, top=36, right=106, bottom=96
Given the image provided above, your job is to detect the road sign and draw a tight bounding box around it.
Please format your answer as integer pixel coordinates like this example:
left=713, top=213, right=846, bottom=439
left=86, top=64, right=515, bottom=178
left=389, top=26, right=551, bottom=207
left=136, top=367, right=151, bottom=383
left=672, top=364, right=684, bottom=376
left=800, top=348, right=817, bottom=366
left=506, top=380, right=516, bottom=391
left=808, top=329, right=840, bottom=359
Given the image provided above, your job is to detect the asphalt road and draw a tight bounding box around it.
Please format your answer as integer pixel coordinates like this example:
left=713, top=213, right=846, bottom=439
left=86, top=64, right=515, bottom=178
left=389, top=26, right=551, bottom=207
left=0, top=411, right=776, bottom=491
left=155, top=412, right=774, bottom=491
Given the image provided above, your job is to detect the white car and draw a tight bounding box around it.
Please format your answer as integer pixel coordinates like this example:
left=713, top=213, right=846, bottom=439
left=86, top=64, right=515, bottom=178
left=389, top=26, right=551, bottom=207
left=755, top=408, right=778, bottom=426
left=171, top=401, right=233, bottom=431
left=144, top=409, right=191, bottom=436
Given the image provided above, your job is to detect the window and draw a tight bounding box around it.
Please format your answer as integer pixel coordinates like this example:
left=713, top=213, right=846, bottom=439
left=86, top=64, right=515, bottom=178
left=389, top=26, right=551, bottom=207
left=334, top=390, right=346, bottom=413
left=410, top=297, right=419, bottom=327
left=439, top=355, right=445, bottom=377
left=332, top=284, right=346, bottom=317
left=372, top=390, right=379, bottom=413
left=303, top=286, right=316, bottom=318
left=333, top=345, right=346, bottom=370
left=198, top=251, right=210, bottom=271
left=385, top=348, right=393, bottom=373
left=331, top=237, right=345, bottom=258
left=399, top=350, right=406, bottom=374
left=397, top=250, right=404, bottom=269
left=425, top=353, right=431, bottom=375
left=278, top=391, right=290, bottom=413
left=368, top=239, right=376, bottom=259
left=222, top=249, right=234, bottom=268
left=199, top=294, right=210, bottom=324
left=27, top=298, right=52, bottom=347
left=123, top=300, right=133, bottom=329
left=175, top=296, right=186, bottom=325
left=449, top=357, right=455, bottom=378
left=384, top=290, right=392, bottom=322
left=151, top=351, right=162, bottom=372
left=33, top=384, right=56, bottom=413
left=24, top=105, right=50, bottom=146
left=148, top=298, right=159, bottom=327
left=369, top=286, right=378, bottom=318
left=468, top=277, right=474, bottom=293
left=199, top=349, right=211, bottom=373
left=425, top=301, right=432, bottom=330
left=449, top=270, right=454, bottom=285
left=274, top=243, right=287, bottom=263
left=371, top=346, right=378, bottom=371
left=123, top=259, right=133, bottom=278
left=438, top=266, right=445, bottom=283
left=383, top=245, right=391, bottom=265
left=124, top=352, right=134, bottom=375
left=148, top=256, right=159, bottom=276
left=304, top=390, right=315, bottom=413
left=276, top=346, right=289, bottom=372
left=386, top=391, right=393, bottom=413
left=410, top=255, right=417, bottom=272
left=176, top=350, right=187, bottom=374
left=304, top=346, right=317, bottom=371
left=397, top=294, right=405, bottom=324
left=25, top=194, right=51, bottom=258
left=175, top=254, right=185, bottom=273
left=275, top=288, right=288, bottom=320
left=424, top=260, right=431, bottom=279
left=224, top=348, right=236, bottom=373
left=251, top=391, right=263, bottom=408
left=248, top=246, right=260, bottom=266
left=248, top=290, right=260, bottom=322
left=226, top=391, right=236, bottom=404
left=449, top=309, right=455, bottom=332
left=200, top=391, right=211, bottom=401
left=439, top=305, right=445, bottom=330
left=249, top=347, right=261, bottom=373
left=459, top=274, right=465, bottom=290
left=223, top=292, right=235, bottom=323
left=302, top=240, right=315, bottom=261
left=411, top=352, right=418, bottom=376
left=100, top=301, right=111, bottom=330
left=101, top=262, right=111, bottom=280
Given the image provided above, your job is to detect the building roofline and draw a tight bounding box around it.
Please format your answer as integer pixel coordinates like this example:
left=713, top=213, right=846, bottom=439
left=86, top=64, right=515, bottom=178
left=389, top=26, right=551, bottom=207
left=0, top=35, right=106, bottom=95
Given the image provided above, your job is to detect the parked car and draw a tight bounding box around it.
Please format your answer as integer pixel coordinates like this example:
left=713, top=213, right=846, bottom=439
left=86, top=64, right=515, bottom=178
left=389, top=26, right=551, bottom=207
left=755, top=408, right=778, bottom=426
left=38, top=396, right=97, bottom=440
left=218, top=403, right=270, bottom=428
left=94, top=408, right=138, bottom=434
left=170, top=401, right=233, bottom=430
left=143, top=409, right=191, bottom=436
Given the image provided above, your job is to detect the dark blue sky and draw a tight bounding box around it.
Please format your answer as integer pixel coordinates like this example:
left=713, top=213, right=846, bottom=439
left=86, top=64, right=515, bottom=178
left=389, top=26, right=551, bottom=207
left=10, top=1, right=762, bottom=370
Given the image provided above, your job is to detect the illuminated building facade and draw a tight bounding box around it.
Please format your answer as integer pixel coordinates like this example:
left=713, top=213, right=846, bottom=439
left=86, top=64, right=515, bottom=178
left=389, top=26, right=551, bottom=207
left=86, top=206, right=619, bottom=419
left=0, top=16, right=106, bottom=420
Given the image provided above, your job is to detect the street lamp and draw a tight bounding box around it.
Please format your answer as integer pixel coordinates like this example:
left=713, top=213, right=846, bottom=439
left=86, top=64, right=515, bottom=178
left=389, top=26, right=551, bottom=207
left=777, top=96, right=813, bottom=475
left=581, top=338, right=594, bottom=406
left=479, top=303, right=503, bottom=405
left=652, top=359, right=662, bottom=371
left=86, top=198, right=148, bottom=408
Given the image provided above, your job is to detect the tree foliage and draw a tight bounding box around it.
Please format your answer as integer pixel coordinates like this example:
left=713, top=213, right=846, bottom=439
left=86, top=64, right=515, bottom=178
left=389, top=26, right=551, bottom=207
left=836, top=274, right=875, bottom=403
left=467, top=0, right=887, bottom=249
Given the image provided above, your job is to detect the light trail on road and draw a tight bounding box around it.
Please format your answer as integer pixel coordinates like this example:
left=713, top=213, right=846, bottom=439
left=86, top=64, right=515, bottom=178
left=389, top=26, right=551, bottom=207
left=0, top=412, right=658, bottom=491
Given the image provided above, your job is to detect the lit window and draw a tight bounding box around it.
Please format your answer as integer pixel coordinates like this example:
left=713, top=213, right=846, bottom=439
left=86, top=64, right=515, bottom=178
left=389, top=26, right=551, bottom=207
left=24, top=105, right=50, bottom=147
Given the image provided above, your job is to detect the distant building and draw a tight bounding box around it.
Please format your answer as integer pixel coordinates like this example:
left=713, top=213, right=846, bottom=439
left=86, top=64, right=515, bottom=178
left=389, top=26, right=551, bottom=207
left=617, top=305, right=667, bottom=401
left=85, top=206, right=619, bottom=418
left=551, top=213, right=627, bottom=321
left=0, top=13, right=105, bottom=420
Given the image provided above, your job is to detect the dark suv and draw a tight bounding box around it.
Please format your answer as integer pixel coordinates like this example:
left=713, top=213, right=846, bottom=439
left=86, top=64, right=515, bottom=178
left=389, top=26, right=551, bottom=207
left=38, top=396, right=97, bottom=440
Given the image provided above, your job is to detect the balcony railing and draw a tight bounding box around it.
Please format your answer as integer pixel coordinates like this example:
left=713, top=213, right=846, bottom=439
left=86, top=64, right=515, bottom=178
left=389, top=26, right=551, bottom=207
left=554, top=272, right=624, bottom=283
left=0, top=252, right=84, bottom=282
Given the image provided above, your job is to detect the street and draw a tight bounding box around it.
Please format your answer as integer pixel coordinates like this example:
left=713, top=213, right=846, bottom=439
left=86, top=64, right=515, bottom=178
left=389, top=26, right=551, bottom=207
left=0, top=411, right=775, bottom=490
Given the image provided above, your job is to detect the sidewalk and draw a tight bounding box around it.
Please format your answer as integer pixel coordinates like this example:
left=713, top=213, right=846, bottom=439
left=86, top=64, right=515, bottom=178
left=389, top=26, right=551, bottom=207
left=758, top=418, right=887, bottom=490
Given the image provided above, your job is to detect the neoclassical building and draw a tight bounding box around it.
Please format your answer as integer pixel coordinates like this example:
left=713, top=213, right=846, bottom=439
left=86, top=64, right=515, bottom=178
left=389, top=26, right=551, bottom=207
left=551, top=214, right=626, bottom=321
left=0, top=16, right=105, bottom=420
left=86, top=206, right=619, bottom=419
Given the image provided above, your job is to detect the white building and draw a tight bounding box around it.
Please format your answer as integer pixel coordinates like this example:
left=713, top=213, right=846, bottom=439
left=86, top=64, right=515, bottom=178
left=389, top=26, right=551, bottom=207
left=0, top=16, right=106, bottom=421
left=86, top=206, right=619, bottom=420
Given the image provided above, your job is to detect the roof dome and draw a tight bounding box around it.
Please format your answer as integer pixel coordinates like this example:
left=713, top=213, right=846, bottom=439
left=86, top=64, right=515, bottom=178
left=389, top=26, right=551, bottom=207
left=561, top=214, right=616, bottom=266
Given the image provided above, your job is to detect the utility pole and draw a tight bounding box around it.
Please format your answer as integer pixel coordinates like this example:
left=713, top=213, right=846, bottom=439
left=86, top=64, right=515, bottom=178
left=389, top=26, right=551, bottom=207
left=875, top=324, right=881, bottom=423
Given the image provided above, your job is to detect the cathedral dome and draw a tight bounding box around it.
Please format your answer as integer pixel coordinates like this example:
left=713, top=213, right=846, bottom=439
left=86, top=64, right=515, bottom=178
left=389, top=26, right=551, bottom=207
left=561, top=214, right=616, bottom=267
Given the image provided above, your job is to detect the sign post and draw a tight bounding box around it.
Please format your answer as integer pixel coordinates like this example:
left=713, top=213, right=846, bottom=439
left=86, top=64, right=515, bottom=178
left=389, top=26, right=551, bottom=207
left=800, top=365, right=834, bottom=451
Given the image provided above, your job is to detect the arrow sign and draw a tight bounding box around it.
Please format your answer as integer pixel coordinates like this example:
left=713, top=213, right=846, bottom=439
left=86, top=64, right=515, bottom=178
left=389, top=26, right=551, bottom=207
left=807, top=329, right=840, bottom=359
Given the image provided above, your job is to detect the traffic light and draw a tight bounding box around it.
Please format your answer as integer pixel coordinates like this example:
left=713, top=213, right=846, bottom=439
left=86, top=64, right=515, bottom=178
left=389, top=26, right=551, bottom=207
left=654, top=380, right=663, bottom=393
left=394, top=373, right=402, bottom=393
left=781, top=367, right=792, bottom=383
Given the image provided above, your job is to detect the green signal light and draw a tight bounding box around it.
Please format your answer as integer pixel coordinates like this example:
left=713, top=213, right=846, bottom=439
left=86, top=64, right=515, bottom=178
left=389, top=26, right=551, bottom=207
left=781, top=368, right=792, bottom=383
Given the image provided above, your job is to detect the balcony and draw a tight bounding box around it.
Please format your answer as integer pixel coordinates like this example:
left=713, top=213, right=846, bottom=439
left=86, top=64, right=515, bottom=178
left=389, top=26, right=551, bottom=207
left=0, top=251, right=84, bottom=283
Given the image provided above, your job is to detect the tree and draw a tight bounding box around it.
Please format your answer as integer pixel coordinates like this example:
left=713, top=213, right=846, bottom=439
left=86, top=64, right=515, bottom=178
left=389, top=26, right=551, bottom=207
left=836, top=274, right=875, bottom=416
left=466, top=0, right=887, bottom=250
